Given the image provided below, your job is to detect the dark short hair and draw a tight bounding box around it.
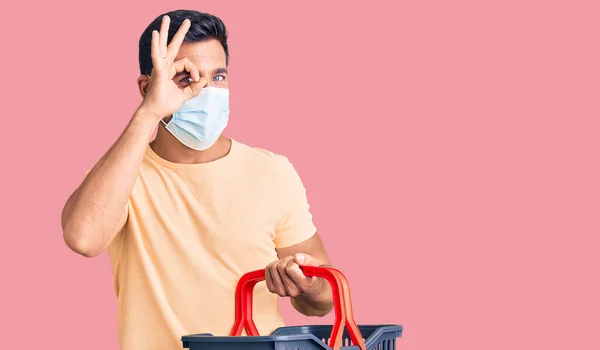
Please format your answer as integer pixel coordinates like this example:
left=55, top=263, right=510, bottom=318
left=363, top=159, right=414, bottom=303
left=138, top=9, right=229, bottom=76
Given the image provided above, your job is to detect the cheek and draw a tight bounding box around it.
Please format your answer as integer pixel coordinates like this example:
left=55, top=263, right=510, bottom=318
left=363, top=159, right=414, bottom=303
left=208, top=80, right=228, bottom=88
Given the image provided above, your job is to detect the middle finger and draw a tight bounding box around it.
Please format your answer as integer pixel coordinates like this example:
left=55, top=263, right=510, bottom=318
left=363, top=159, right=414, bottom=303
left=277, top=260, right=301, bottom=297
left=159, top=15, right=170, bottom=57
left=167, top=19, right=191, bottom=59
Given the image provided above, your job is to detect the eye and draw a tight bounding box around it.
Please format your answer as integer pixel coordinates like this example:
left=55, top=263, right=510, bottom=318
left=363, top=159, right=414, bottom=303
left=213, top=75, right=226, bottom=82
left=176, top=76, right=194, bottom=88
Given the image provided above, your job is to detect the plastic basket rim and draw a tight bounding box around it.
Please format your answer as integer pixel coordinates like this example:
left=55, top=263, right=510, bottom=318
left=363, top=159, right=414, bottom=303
left=181, top=324, right=402, bottom=346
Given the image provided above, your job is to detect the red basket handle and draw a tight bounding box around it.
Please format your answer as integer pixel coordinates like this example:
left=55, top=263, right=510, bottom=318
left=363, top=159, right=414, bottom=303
left=229, top=265, right=366, bottom=350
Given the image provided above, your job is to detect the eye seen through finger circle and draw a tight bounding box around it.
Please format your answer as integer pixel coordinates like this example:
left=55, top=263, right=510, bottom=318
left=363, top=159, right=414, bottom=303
left=176, top=74, right=226, bottom=87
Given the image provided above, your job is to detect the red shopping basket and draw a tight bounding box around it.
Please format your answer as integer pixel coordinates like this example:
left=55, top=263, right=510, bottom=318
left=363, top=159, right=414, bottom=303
left=181, top=265, right=403, bottom=350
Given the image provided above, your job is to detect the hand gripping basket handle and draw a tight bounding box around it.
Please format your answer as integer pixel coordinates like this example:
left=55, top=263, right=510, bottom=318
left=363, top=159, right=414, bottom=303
left=229, top=265, right=366, bottom=350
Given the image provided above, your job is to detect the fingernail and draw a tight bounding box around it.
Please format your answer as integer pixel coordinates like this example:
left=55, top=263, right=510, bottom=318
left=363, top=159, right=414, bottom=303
left=296, top=254, right=305, bottom=263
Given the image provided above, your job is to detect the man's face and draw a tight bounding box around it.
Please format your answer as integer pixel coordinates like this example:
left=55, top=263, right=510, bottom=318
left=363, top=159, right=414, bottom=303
left=172, top=39, right=229, bottom=90
left=139, top=38, right=228, bottom=96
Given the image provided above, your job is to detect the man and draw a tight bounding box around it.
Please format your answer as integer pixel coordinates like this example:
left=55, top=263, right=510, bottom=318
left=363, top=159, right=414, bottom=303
left=61, top=9, right=333, bottom=350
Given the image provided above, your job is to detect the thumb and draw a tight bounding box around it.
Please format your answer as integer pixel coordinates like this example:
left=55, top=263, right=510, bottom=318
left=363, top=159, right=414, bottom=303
left=294, top=253, right=320, bottom=267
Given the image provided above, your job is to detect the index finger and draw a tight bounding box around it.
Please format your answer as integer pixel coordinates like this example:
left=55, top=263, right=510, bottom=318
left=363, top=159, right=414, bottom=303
left=167, top=18, right=191, bottom=59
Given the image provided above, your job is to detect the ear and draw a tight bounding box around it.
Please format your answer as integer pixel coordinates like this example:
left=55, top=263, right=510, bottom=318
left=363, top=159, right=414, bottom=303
left=137, top=74, right=151, bottom=98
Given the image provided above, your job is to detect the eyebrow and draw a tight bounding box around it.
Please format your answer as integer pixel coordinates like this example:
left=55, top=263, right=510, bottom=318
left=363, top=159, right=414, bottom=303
left=174, top=67, right=228, bottom=78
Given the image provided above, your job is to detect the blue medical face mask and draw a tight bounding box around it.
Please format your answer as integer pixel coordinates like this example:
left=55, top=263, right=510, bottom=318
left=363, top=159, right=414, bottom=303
left=162, top=87, right=230, bottom=151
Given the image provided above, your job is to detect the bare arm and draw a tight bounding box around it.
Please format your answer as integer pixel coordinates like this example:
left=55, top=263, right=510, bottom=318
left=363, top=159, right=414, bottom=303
left=61, top=112, right=158, bottom=257
left=268, top=233, right=334, bottom=317
left=61, top=15, right=206, bottom=257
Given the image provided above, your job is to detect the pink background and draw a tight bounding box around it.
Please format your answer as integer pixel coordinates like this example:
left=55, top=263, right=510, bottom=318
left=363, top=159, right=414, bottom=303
left=1, top=0, right=598, bottom=349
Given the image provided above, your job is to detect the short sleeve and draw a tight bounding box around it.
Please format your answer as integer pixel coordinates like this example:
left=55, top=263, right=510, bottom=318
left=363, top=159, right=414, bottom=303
left=273, top=158, right=317, bottom=248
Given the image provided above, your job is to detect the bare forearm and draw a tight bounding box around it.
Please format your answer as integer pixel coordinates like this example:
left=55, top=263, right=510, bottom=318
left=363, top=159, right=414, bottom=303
left=291, top=277, right=334, bottom=317
left=62, top=109, right=158, bottom=256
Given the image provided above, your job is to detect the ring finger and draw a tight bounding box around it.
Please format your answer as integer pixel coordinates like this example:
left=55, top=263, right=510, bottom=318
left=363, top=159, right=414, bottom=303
left=269, top=263, right=288, bottom=297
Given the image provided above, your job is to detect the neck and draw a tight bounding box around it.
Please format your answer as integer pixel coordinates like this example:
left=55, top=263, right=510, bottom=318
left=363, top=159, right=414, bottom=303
left=151, top=124, right=231, bottom=164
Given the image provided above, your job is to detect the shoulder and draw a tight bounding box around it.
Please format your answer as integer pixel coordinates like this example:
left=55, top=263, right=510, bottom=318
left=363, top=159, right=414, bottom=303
left=233, top=139, right=296, bottom=173
left=233, top=140, right=308, bottom=199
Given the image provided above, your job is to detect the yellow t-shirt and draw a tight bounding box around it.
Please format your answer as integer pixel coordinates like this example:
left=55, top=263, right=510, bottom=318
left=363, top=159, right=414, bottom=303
left=105, top=139, right=317, bottom=350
